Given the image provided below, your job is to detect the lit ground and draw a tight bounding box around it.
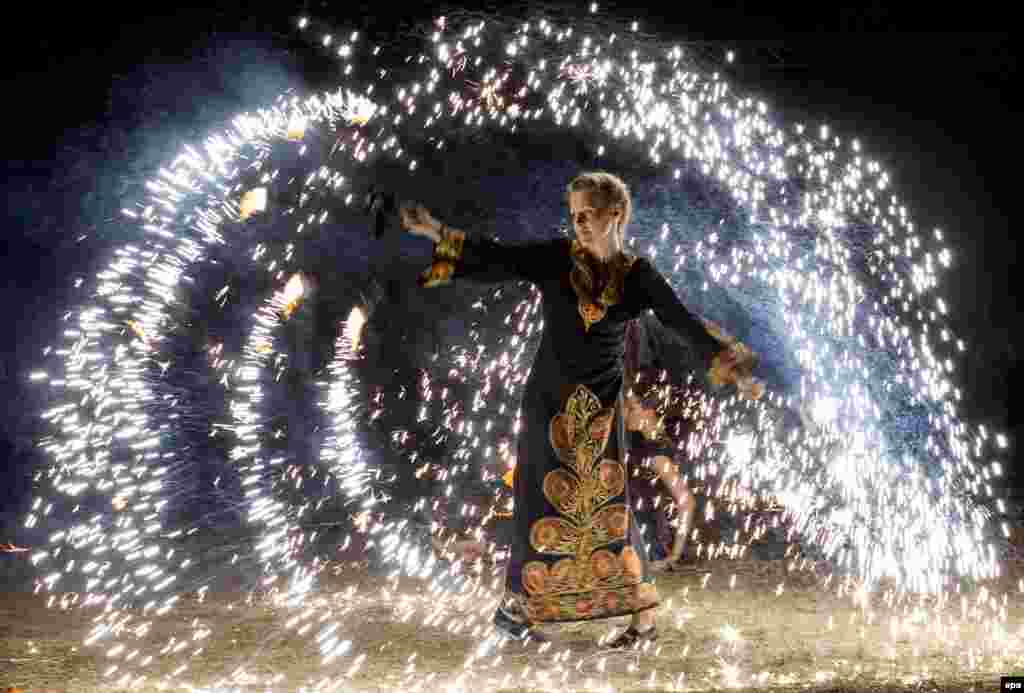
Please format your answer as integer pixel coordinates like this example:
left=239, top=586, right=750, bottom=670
left=2, top=555, right=1023, bottom=692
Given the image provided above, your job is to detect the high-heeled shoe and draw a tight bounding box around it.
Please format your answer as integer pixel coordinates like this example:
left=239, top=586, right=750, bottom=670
left=605, top=624, right=658, bottom=649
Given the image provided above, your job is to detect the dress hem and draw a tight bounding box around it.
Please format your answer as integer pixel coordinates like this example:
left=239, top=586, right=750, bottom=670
left=528, top=601, right=660, bottom=625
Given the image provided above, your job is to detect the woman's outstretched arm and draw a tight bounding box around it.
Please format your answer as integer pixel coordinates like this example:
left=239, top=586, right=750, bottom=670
left=627, top=258, right=726, bottom=369
left=401, top=202, right=564, bottom=287
left=628, top=258, right=760, bottom=396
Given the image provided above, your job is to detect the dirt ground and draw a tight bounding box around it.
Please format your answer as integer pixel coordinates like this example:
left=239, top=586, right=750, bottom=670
left=2, top=554, right=1022, bottom=693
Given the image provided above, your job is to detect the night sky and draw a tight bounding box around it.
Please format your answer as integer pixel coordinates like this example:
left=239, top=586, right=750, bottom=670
left=1, top=1, right=1020, bottom=533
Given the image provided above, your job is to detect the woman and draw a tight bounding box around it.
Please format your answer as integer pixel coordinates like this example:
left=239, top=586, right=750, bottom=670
left=399, top=171, right=757, bottom=648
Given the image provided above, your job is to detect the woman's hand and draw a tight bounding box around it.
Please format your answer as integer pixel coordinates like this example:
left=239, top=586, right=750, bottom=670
left=400, top=202, right=442, bottom=241
left=711, top=348, right=738, bottom=382
left=711, top=346, right=764, bottom=400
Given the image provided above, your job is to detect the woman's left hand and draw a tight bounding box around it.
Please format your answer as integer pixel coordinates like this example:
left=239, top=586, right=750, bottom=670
left=711, top=346, right=763, bottom=400
left=736, top=376, right=765, bottom=401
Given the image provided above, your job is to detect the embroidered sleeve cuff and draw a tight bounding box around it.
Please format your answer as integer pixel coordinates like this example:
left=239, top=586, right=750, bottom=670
left=435, top=227, right=465, bottom=262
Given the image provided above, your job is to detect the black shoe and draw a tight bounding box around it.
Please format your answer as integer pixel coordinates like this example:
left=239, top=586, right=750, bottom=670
left=605, top=625, right=658, bottom=649
left=493, top=607, right=548, bottom=643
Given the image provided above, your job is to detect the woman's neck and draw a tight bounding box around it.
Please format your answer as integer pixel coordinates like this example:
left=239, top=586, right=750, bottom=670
left=583, top=243, right=619, bottom=264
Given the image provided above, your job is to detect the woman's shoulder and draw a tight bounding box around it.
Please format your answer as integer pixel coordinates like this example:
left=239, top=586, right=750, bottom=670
left=623, top=253, right=654, bottom=282
left=621, top=254, right=660, bottom=308
left=509, top=235, right=568, bottom=259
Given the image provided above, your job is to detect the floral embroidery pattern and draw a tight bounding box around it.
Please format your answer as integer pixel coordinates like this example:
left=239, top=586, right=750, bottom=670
left=521, top=383, right=659, bottom=622
left=577, top=301, right=607, bottom=331
left=568, top=240, right=637, bottom=332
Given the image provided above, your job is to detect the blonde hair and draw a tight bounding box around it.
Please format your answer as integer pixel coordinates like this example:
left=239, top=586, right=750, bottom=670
left=565, top=170, right=633, bottom=244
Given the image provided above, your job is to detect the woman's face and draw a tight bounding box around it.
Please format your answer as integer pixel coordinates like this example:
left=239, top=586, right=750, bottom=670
left=569, top=190, right=622, bottom=258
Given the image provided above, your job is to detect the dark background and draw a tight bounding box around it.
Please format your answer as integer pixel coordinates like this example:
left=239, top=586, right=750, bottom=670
left=1, top=3, right=1020, bottom=532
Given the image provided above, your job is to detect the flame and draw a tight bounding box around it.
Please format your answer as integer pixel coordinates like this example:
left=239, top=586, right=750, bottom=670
left=286, top=114, right=308, bottom=141
left=240, top=187, right=267, bottom=221
left=283, top=273, right=306, bottom=304
left=344, top=305, right=367, bottom=353
left=281, top=273, right=307, bottom=319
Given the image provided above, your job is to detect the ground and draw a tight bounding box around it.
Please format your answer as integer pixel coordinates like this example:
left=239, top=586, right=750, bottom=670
left=2, top=552, right=1022, bottom=693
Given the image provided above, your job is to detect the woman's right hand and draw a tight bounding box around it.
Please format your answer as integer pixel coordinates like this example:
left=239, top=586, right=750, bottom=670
left=400, top=202, right=441, bottom=240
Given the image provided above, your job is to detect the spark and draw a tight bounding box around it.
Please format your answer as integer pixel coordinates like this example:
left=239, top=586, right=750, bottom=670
left=22, top=7, right=1015, bottom=692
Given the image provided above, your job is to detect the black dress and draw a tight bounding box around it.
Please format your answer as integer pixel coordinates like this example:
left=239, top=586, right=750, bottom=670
left=420, top=228, right=724, bottom=624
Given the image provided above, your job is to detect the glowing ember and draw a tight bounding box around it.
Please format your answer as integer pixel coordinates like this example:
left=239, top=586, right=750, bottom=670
left=286, top=114, right=308, bottom=142
left=280, top=272, right=307, bottom=319
left=344, top=305, right=367, bottom=353
left=240, top=187, right=267, bottom=220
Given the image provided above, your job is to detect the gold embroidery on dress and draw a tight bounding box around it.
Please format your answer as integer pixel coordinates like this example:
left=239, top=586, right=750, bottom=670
left=522, top=383, right=659, bottom=622
left=568, top=240, right=637, bottom=332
